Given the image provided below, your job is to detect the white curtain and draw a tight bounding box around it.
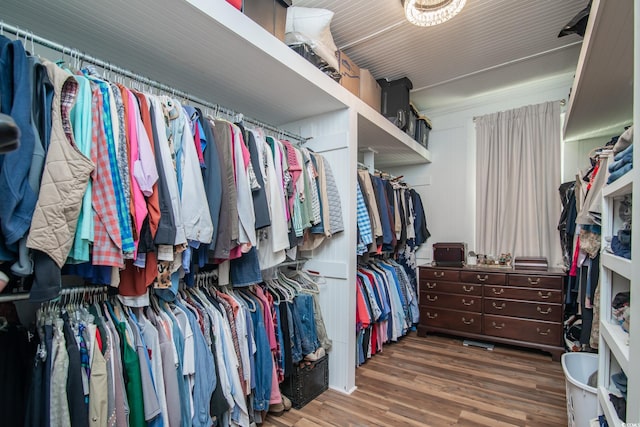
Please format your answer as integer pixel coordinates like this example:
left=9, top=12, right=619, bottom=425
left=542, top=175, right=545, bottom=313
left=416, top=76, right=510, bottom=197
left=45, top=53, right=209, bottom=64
left=475, top=101, right=563, bottom=267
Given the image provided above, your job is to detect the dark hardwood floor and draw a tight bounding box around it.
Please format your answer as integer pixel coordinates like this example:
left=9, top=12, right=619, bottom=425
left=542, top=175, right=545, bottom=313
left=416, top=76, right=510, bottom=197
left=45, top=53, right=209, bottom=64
left=264, top=333, right=568, bottom=426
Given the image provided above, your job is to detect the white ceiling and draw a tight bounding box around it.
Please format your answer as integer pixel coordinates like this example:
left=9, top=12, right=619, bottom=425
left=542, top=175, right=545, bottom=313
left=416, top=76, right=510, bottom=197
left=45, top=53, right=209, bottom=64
left=293, top=0, right=589, bottom=112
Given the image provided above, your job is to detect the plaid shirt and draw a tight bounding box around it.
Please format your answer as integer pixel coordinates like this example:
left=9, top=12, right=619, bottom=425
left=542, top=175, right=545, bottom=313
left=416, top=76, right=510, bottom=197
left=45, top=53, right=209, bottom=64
left=356, top=181, right=373, bottom=255
left=90, top=83, right=123, bottom=267
left=99, top=83, right=135, bottom=254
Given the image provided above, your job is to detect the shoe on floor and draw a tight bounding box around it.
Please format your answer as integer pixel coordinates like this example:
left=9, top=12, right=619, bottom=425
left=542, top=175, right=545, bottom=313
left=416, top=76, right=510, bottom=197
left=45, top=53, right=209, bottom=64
left=282, top=395, right=292, bottom=411
left=268, top=402, right=285, bottom=416
left=304, top=347, right=326, bottom=362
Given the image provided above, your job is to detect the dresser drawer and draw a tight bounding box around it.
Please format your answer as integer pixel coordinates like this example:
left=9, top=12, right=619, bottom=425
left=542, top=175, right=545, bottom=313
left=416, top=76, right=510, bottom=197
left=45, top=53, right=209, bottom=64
left=508, top=274, right=563, bottom=290
left=420, top=281, right=482, bottom=296
left=420, top=268, right=460, bottom=282
left=420, top=307, right=481, bottom=334
left=484, top=314, right=562, bottom=346
left=484, top=285, right=563, bottom=304
left=421, top=292, right=481, bottom=312
left=460, top=271, right=506, bottom=285
left=484, top=298, right=562, bottom=322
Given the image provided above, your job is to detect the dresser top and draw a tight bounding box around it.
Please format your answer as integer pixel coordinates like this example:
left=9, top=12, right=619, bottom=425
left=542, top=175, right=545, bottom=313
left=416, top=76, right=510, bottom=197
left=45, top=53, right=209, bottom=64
left=419, top=264, right=567, bottom=276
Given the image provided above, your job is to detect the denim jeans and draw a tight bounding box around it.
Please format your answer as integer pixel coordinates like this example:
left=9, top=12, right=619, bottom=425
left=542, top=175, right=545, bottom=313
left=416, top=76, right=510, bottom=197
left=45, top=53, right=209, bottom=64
left=291, top=293, right=320, bottom=356
left=286, top=303, right=303, bottom=364
left=230, top=246, right=262, bottom=287
left=249, top=298, right=273, bottom=411
left=607, top=163, right=633, bottom=184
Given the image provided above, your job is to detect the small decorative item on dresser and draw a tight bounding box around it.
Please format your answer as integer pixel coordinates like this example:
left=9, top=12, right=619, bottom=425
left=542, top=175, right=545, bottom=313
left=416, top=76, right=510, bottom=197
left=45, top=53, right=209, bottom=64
left=513, top=256, right=548, bottom=271
left=433, top=242, right=466, bottom=267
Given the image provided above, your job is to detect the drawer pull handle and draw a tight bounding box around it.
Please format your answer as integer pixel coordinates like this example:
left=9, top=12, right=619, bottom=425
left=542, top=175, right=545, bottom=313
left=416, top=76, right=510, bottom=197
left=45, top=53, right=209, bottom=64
left=462, top=285, right=474, bottom=293
left=492, top=288, right=504, bottom=295
left=538, top=291, right=552, bottom=299
left=492, top=302, right=506, bottom=310
left=537, top=306, right=552, bottom=315
left=492, top=322, right=505, bottom=330
left=461, top=299, right=474, bottom=306
left=527, top=277, right=541, bottom=285
left=426, top=312, right=438, bottom=319
left=426, top=295, right=438, bottom=302
left=477, top=274, right=489, bottom=282
left=434, top=271, right=445, bottom=278
left=426, top=282, right=436, bottom=289
left=536, top=327, right=551, bottom=336
left=462, top=317, right=474, bottom=325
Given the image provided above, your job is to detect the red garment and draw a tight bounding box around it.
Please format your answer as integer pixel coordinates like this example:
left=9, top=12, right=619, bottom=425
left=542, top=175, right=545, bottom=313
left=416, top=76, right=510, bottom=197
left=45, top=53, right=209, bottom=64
left=569, top=236, right=581, bottom=277
left=282, top=140, right=302, bottom=216
left=132, top=91, right=161, bottom=240
left=90, top=85, right=123, bottom=267
left=118, top=252, right=158, bottom=296
left=586, top=162, right=600, bottom=191
left=356, top=278, right=371, bottom=329
left=95, top=327, right=103, bottom=353
left=193, top=122, right=205, bottom=167
left=370, top=324, right=378, bottom=356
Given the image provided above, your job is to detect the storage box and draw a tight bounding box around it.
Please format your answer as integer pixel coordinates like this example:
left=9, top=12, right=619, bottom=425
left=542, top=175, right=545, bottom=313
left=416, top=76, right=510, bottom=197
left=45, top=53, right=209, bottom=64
left=415, top=116, right=431, bottom=148
left=281, top=354, right=328, bottom=409
left=289, top=43, right=341, bottom=82
left=337, top=50, right=360, bottom=96
left=405, top=103, right=419, bottom=140
left=433, top=243, right=466, bottom=267
left=513, top=256, right=548, bottom=271
left=243, top=0, right=292, bottom=42
left=359, top=68, right=381, bottom=112
left=377, top=77, right=413, bottom=131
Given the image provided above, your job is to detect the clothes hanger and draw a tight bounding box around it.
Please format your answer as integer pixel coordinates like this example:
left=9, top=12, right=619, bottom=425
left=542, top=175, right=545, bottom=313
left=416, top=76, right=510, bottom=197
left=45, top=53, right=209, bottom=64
left=232, top=289, right=255, bottom=312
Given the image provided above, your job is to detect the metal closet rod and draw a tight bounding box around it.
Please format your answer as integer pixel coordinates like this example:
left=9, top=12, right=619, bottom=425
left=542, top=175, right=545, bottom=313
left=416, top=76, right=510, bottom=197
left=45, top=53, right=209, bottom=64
left=0, top=21, right=309, bottom=144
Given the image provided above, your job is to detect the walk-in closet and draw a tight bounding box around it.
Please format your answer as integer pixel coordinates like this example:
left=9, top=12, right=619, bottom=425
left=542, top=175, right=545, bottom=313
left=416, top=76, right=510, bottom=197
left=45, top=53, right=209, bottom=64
left=0, top=0, right=637, bottom=426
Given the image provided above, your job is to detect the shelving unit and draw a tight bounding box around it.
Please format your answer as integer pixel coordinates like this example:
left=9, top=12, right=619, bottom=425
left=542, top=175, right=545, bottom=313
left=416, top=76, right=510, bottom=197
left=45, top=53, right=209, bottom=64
left=1, top=0, right=431, bottom=395
left=563, top=0, right=637, bottom=425
left=562, top=0, right=634, bottom=142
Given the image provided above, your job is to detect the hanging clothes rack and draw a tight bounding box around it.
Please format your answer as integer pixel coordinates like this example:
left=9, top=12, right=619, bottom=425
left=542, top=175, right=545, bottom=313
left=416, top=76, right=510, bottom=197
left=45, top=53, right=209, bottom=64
left=0, top=292, right=30, bottom=303
left=0, top=21, right=309, bottom=145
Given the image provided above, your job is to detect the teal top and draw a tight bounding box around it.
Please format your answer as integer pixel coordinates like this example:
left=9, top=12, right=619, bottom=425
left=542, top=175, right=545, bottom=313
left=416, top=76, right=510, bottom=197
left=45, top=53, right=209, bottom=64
left=68, top=73, right=94, bottom=263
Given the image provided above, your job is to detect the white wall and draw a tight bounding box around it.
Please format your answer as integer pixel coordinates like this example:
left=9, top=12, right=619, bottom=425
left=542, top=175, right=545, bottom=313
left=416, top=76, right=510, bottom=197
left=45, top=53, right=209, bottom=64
left=286, top=108, right=358, bottom=394
left=388, top=74, right=575, bottom=266
left=563, top=135, right=617, bottom=183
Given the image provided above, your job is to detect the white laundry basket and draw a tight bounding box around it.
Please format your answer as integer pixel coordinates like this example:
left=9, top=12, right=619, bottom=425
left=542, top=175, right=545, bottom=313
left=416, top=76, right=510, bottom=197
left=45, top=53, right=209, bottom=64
left=561, top=352, right=598, bottom=427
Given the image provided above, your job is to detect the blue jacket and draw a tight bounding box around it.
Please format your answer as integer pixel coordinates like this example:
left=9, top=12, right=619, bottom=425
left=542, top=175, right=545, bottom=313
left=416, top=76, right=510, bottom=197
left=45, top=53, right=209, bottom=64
left=0, top=36, right=37, bottom=250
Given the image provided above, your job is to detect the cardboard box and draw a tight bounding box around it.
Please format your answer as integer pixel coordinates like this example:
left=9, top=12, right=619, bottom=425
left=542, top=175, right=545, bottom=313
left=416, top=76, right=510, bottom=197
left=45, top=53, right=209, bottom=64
left=243, top=0, right=292, bottom=42
left=337, top=50, right=360, bottom=96
left=359, top=68, right=381, bottom=112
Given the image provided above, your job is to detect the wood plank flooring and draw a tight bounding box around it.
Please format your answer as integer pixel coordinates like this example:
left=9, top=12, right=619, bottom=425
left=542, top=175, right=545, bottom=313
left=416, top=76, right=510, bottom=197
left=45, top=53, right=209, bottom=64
left=263, top=333, right=568, bottom=426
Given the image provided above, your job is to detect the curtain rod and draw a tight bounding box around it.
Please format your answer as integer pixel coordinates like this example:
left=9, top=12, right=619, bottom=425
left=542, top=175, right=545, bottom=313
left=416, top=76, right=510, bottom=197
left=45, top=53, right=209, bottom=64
left=0, top=21, right=309, bottom=144
left=472, top=99, right=566, bottom=122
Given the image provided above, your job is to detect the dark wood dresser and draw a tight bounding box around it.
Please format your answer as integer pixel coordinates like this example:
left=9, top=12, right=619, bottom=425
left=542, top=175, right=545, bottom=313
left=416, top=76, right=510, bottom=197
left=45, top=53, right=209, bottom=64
left=418, top=265, right=566, bottom=360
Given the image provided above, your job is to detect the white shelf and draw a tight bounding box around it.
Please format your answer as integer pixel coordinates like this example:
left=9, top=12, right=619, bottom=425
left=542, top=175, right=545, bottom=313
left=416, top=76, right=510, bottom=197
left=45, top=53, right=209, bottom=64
left=603, top=171, right=634, bottom=198
left=0, top=0, right=430, bottom=165
left=601, top=321, right=630, bottom=374
left=562, top=0, right=634, bottom=142
left=601, top=252, right=633, bottom=281
left=357, top=103, right=431, bottom=169
left=598, top=386, right=624, bottom=427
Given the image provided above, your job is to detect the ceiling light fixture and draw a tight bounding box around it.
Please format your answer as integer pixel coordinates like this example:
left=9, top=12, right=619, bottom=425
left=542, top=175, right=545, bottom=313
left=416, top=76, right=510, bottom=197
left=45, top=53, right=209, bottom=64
left=403, top=0, right=466, bottom=27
